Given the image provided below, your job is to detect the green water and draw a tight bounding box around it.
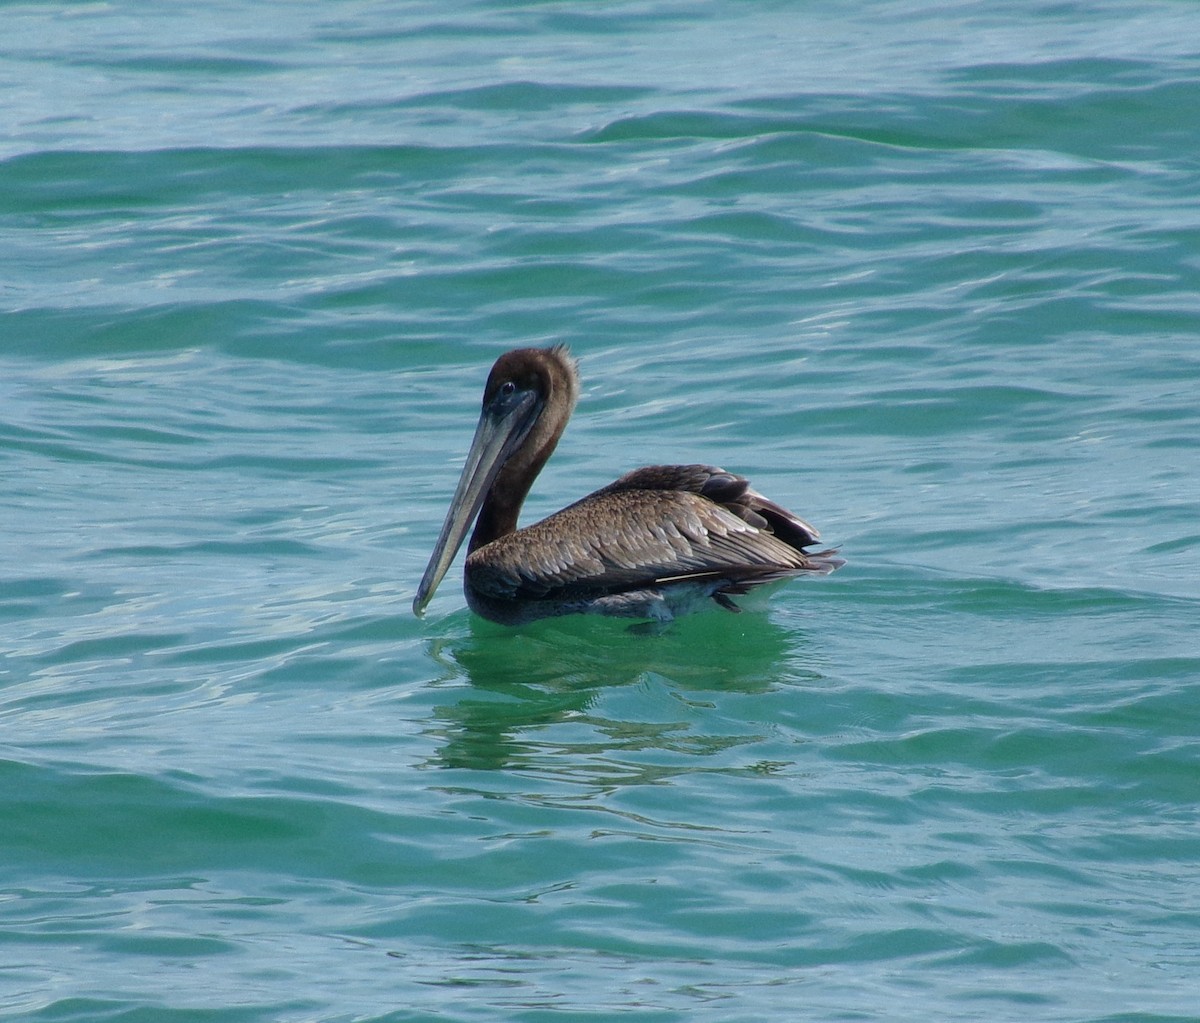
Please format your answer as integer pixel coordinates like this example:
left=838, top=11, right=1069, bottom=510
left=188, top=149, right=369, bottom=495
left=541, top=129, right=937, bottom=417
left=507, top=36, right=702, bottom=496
left=3, top=2, right=1199, bottom=1020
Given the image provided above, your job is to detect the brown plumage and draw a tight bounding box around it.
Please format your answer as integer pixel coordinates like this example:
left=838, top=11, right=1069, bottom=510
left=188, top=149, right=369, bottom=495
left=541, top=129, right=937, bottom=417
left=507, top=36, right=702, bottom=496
left=413, top=346, right=843, bottom=625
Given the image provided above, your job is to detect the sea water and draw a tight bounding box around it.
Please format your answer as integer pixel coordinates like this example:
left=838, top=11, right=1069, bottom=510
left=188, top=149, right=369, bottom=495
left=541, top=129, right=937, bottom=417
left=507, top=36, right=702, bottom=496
left=3, top=2, right=1199, bottom=1020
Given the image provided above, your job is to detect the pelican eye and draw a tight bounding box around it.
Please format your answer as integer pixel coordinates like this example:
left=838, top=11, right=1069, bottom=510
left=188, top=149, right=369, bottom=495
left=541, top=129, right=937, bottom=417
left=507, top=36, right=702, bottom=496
left=499, top=381, right=516, bottom=397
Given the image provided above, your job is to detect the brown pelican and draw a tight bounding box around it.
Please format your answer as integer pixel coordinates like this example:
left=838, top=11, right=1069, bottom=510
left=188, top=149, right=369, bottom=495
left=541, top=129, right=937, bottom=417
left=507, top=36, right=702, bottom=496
left=413, top=345, right=843, bottom=625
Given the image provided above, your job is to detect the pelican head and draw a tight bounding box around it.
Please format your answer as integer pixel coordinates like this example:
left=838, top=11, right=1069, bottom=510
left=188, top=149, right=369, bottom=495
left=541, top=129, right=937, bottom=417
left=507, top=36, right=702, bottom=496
left=413, top=345, right=579, bottom=616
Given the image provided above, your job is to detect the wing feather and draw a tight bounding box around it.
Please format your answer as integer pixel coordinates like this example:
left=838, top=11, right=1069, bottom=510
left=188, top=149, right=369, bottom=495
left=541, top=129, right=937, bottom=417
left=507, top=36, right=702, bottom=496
left=466, top=468, right=838, bottom=605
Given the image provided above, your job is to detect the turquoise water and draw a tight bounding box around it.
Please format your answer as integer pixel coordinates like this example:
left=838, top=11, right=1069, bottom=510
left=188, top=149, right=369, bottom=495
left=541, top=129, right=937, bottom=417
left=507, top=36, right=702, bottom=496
left=3, top=2, right=1200, bottom=1020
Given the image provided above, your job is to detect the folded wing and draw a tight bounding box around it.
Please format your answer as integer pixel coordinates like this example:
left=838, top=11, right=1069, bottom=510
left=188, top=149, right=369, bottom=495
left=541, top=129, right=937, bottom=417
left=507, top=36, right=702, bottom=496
left=466, top=464, right=841, bottom=604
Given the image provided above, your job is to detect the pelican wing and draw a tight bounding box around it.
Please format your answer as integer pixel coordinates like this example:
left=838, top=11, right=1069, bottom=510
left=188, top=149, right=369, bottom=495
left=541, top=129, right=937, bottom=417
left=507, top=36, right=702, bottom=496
left=598, top=464, right=824, bottom=548
left=465, top=466, right=837, bottom=604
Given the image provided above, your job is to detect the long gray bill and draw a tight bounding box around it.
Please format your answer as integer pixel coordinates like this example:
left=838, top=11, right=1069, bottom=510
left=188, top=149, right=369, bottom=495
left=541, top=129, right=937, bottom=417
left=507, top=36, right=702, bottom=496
left=412, top=396, right=534, bottom=616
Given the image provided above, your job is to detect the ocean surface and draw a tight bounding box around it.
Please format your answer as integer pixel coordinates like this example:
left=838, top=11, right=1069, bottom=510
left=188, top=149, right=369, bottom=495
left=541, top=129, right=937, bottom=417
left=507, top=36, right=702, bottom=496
left=3, top=2, right=1199, bottom=1020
